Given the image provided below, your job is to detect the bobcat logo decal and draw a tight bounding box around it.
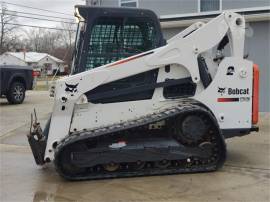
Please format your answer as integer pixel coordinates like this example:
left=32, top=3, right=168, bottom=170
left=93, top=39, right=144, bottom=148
left=218, top=87, right=226, bottom=95
left=65, top=83, right=79, bottom=94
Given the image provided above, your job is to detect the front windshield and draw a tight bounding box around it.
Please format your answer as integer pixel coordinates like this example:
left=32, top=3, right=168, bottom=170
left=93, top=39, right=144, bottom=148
left=71, top=16, right=158, bottom=74
left=84, top=17, right=157, bottom=71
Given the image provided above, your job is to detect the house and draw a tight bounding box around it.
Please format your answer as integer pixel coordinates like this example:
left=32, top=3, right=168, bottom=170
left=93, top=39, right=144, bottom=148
left=0, top=52, right=65, bottom=75
left=86, top=0, right=270, bottom=112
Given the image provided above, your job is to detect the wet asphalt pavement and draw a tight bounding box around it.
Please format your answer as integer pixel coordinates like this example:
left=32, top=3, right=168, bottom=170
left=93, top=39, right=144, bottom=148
left=0, top=91, right=269, bottom=202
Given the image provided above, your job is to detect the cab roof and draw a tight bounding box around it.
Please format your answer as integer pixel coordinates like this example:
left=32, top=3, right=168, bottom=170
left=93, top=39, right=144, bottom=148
left=75, top=5, right=159, bottom=21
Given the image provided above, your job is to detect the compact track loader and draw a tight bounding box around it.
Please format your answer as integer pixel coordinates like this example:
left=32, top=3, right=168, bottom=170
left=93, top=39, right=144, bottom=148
left=28, top=6, right=259, bottom=180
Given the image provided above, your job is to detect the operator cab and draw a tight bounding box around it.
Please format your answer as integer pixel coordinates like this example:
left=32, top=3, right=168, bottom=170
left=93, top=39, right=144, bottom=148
left=72, top=6, right=166, bottom=74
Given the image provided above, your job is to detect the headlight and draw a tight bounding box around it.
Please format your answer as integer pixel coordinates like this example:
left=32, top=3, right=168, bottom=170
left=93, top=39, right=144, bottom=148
left=49, top=83, right=56, bottom=97
left=49, top=81, right=56, bottom=97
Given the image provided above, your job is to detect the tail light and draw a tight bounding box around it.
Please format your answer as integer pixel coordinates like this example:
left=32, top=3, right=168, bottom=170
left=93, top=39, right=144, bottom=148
left=252, top=64, right=259, bottom=124
left=32, top=70, right=39, bottom=77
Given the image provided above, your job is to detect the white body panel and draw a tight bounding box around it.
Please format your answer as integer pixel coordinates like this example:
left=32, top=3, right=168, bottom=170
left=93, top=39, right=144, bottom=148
left=44, top=12, right=253, bottom=161
left=195, top=57, right=253, bottom=128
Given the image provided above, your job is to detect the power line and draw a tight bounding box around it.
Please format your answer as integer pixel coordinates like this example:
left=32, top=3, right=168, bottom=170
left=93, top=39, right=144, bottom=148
left=0, top=1, right=73, bottom=16
left=5, top=9, right=74, bottom=20
left=5, top=22, right=76, bottom=32
left=1, top=12, right=76, bottom=24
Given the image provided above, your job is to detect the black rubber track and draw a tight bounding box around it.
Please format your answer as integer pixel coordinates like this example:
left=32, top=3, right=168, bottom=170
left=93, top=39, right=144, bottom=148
left=54, top=100, right=226, bottom=180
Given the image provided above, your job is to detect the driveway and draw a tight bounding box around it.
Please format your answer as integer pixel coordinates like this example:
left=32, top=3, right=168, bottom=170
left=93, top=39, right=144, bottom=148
left=0, top=91, right=269, bottom=202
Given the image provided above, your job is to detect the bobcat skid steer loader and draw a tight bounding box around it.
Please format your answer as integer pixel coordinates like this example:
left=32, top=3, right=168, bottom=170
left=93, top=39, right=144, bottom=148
left=28, top=6, right=259, bottom=180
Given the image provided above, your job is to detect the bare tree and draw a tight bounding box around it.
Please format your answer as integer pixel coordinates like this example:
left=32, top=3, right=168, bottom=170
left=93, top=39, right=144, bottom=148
left=0, top=3, right=18, bottom=53
left=25, top=28, right=61, bottom=53
left=25, top=28, right=42, bottom=52
left=43, top=31, right=62, bottom=53
left=58, top=22, right=76, bottom=68
left=60, top=22, right=75, bottom=48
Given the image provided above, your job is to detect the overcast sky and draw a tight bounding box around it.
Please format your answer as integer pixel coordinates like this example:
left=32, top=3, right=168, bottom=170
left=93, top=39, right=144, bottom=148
left=4, top=0, right=85, bottom=30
